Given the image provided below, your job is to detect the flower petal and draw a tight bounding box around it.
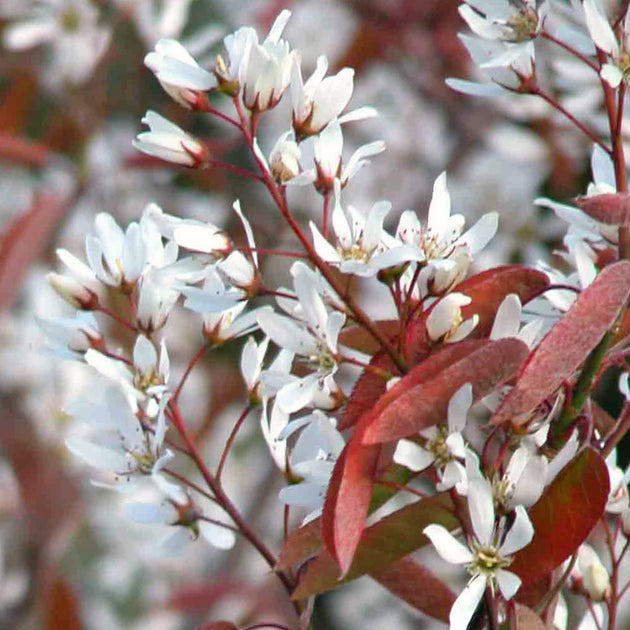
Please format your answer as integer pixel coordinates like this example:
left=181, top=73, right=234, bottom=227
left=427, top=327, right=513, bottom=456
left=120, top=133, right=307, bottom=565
left=423, top=524, right=473, bottom=564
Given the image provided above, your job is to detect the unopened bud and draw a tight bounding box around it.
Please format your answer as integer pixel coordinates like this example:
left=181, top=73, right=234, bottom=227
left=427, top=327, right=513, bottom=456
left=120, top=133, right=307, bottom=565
left=47, top=272, right=98, bottom=310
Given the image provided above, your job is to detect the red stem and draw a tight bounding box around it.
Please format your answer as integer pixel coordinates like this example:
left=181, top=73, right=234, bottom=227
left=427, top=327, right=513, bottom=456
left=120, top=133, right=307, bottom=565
left=231, top=97, right=408, bottom=374
left=216, top=404, right=251, bottom=482
left=167, top=401, right=300, bottom=610
left=173, top=343, right=208, bottom=403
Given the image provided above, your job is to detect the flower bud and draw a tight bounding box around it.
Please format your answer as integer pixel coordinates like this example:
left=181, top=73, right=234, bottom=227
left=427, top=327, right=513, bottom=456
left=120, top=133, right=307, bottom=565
left=572, top=545, right=610, bottom=601
left=46, top=272, right=98, bottom=310
left=133, top=110, right=209, bottom=168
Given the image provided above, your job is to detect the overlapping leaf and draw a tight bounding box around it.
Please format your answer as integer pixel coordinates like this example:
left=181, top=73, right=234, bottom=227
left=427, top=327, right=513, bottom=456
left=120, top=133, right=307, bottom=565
left=491, top=260, right=630, bottom=425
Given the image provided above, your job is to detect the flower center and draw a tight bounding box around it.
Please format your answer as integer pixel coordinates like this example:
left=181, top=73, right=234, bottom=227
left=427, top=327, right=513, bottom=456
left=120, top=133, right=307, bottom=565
left=468, top=541, right=512, bottom=578
left=506, top=8, right=539, bottom=42
left=337, top=242, right=372, bottom=264
left=426, top=426, right=453, bottom=467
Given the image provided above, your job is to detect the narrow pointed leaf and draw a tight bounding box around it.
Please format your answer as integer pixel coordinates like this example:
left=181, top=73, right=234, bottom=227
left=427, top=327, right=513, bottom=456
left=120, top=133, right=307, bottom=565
left=292, top=494, right=457, bottom=598
left=372, top=557, right=456, bottom=622
left=491, top=261, right=630, bottom=425
left=510, top=448, right=609, bottom=585
left=363, top=338, right=528, bottom=444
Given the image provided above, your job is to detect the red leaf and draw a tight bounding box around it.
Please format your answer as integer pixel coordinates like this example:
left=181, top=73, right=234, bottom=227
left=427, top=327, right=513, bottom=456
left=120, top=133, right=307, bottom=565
left=293, top=494, right=457, bottom=598
left=491, top=261, right=630, bottom=425
left=510, top=447, right=609, bottom=585
left=363, top=338, right=529, bottom=444
left=338, top=351, right=397, bottom=431
left=576, top=193, right=630, bottom=225
left=277, top=464, right=412, bottom=570
left=372, top=557, right=456, bottom=622
left=455, top=265, right=550, bottom=338
left=323, top=339, right=490, bottom=575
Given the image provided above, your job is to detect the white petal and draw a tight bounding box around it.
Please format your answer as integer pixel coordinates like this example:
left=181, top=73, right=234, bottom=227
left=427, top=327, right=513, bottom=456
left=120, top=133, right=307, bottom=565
left=393, top=440, right=435, bottom=472
left=279, top=482, right=325, bottom=507
left=600, top=63, right=623, bottom=88
left=447, top=383, right=473, bottom=432
left=198, top=521, right=236, bottom=549
left=449, top=575, right=487, bottom=630
left=65, top=437, right=129, bottom=472
left=500, top=505, right=534, bottom=555
left=496, top=569, right=522, bottom=600
left=462, top=212, right=498, bottom=255
left=468, top=478, right=495, bottom=546
left=490, top=294, right=521, bottom=340
left=583, top=0, right=619, bottom=55
left=126, top=501, right=175, bottom=524
left=423, top=525, right=473, bottom=564
left=445, top=78, right=506, bottom=98
left=427, top=172, right=451, bottom=235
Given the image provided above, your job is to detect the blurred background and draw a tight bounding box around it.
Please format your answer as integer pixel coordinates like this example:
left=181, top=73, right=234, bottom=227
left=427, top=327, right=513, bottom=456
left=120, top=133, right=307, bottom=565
left=0, top=0, right=606, bottom=628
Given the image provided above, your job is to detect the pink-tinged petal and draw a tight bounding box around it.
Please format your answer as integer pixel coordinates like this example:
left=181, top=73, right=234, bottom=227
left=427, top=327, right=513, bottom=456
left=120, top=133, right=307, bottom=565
left=468, top=478, right=495, bottom=546
left=427, top=172, right=451, bottom=235
left=496, top=569, right=522, bottom=600
left=423, top=525, right=473, bottom=564
left=449, top=575, right=487, bottom=630
left=447, top=383, right=473, bottom=432
left=500, top=505, right=534, bottom=555
left=583, top=0, right=619, bottom=55
left=393, top=440, right=435, bottom=472
left=198, top=521, right=236, bottom=550
left=490, top=294, right=522, bottom=340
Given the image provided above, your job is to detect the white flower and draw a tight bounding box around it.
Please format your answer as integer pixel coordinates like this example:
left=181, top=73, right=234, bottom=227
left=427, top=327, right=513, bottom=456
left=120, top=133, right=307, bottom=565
left=257, top=262, right=345, bottom=413
left=459, top=0, right=544, bottom=44
left=85, top=213, right=147, bottom=289
left=240, top=10, right=295, bottom=112
left=394, top=172, right=498, bottom=296
left=424, top=477, right=534, bottom=630
left=65, top=385, right=169, bottom=485
left=583, top=0, right=629, bottom=87
left=36, top=311, right=102, bottom=360
left=291, top=54, right=377, bottom=139
left=85, top=334, right=169, bottom=404
left=426, top=293, right=479, bottom=343
left=493, top=445, right=547, bottom=510
left=133, top=110, right=208, bottom=167
left=311, top=120, right=386, bottom=192
left=144, top=38, right=216, bottom=108
left=278, top=411, right=345, bottom=522
left=125, top=453, right=236, bottom=554
left=240, top=335, right=270, bottom=402
left=394, top=383, right=471, bottom=491
left=268, top=130, right=314, bottom=185
left=309, top=179, right=396, bottom=277
left=2, top=0, right=111, bottom=85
